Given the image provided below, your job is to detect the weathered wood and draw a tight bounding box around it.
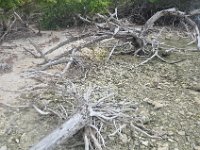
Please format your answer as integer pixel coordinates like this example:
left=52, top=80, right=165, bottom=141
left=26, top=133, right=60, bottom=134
left=142, top=8, right=200, bottom=50
left=44, top=33, right=92, bottom=55
left=188, top=9, right=200, bottom=16
left=30, top=110, right=89, bottom=150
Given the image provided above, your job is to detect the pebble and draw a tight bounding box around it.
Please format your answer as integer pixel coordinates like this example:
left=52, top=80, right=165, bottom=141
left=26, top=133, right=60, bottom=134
left=178, top=131, right=185, bottom=136
left=0, top=146, right=7, bottom=150
left=168, top=138, right=174, bottom=142
left=141, top=141, right=149, bottom=146
left=108, top=136, right=115, bottom=141
left=194, top=146, right=200, bottom=150
left=119, top=133, right=128, bottom=144
left=158, top=143, right=169, bottom=150
left=15, top=138, right=20, bottom=143
left=168, top=131, right=174, bottom=136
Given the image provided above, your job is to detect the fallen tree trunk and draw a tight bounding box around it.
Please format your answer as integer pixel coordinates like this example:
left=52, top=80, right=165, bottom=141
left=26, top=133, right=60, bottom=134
left=30, top=108, right=89, bottom=150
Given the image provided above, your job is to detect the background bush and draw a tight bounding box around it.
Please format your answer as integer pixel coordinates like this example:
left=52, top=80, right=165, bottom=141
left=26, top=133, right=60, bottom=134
left=37, top=0, right=111, bottom=29
left=1, top=0, right=200, bottom=30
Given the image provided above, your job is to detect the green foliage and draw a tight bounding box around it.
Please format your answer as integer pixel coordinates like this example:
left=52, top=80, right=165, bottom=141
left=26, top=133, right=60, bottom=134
left=148, top=0, right=160, bottom=3
left=38, top=0, right=111, bottom=29
left=1, top=0, right=197, bottom=30
left=0, top=0, right=111, bottom=29
left=0, top=0, right=30, bottom=11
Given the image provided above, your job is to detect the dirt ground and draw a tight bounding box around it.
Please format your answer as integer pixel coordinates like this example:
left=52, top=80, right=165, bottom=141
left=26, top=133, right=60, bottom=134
left=0, top=28, right=200, bottom=150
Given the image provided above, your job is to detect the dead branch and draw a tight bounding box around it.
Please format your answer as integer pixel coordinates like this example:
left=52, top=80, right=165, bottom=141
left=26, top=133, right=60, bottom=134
left=39, top=57, right=70, bottom=71
left=0, top=15, right=17, bottom=43
left=29, top=40, right=48, bottom=62
left=106, top=43, right=118, bottom=62
left=13, top=11, right=28, bottom=27
left=0, top=11, right=36, bottom=43
left=23, top=47, right=41, bottom=58
left=38, top=35, right=112, bottom=71
left=44, top=33, right=92, bottom=55
left=142, top=8, right=200, bottom=50
left=61, top=49, right=75, bottom=76
left=30, top=109, right=89, bottom=150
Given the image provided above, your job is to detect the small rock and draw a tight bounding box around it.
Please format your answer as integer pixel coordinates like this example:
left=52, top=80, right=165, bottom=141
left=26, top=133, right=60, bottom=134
left=108, top=136, right=115, bottom=141
left=158, top=143, right=169, bottom=150
left=194, top=97, right=200, bottom=105
left=141, top=116, right=150, bottom=124
left=194, top=146, right=200, bottom=150
left=143, top=98, right=164, bottom=110
left=15, top=138, right=20, bottom=143
left=168, top=131, right=174, bottom=136
left=141, top=141, right=149, bottom=146
left=143, top=98, right=164, bottom=109
left=198, top=121, right=200, bottom=125
left=0, top=146, right=7, bottom=150
left=179, top=111, right=185, bottom=115
left=154, top=102, right=164, bottom=110
left=175, top=98, right=181, bottom=102
left=168, top=138, right=174, bottom=142
left=178, top=131, right=185, bottom=136
left=119, top=134, right=128, bottom=144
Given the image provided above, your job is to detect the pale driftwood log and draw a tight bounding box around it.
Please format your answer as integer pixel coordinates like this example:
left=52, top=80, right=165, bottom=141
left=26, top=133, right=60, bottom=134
left=44, top=33, right=92, bottom=55
left=142, top=8, right=200, bottom=50
left=49, top=35, right=111, bottom=61
left=39, top=57, right=70, bottom=71
left=30, top=108, right=89, bottom=150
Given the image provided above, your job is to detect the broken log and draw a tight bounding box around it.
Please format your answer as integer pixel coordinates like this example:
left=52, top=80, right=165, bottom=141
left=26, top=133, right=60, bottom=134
left=30, top=108, right=89, bottom=150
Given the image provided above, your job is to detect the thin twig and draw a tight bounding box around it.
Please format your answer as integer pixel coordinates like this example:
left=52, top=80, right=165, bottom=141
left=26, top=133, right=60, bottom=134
left=0, top=15, right=17, bottom=43
left=61, top=50, right=75, bottom=76
left=106, top=43, right=118, bottom=62
left=131, top=123, right=162, bottom=139
left=29, top=40, right=48, bottom=62
left=32, top=104, right=50, bottom=115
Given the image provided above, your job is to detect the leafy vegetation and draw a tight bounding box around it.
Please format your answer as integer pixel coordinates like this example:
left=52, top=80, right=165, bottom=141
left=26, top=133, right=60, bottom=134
left=0, top=0, right=28, bottom=11
left=37, top=0, right=112, bottom=29
left=0, top=0, right=200, bottom=29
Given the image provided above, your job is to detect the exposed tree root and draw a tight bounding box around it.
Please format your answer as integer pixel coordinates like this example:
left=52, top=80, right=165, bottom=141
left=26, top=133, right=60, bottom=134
left=30, top=84, right=160, bottom=150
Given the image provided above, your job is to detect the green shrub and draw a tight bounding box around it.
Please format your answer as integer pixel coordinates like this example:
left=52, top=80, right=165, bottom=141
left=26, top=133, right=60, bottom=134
left=38, top=0, right=111, bottom=29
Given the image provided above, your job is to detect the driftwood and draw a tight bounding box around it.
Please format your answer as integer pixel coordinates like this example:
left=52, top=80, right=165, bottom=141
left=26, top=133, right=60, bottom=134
left=30, top=109, right=89, bottom=150
left=142, top=8, right=200, bottom=50
left=44, top=33, right=92, bottom=55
